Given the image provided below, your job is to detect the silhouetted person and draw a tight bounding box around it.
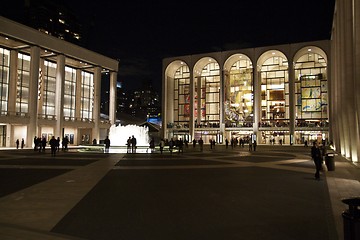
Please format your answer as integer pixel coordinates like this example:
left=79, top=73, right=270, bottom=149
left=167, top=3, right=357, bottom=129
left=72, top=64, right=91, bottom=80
left=21, top=138, right=25, bottom=149
left=49, top=136, right=57, bottom=156
left=131, top=135, right=137, bottom=153
left=104, top=136, right=110, bottom=153
left=253, top=140, right=257, bottom=151
left=16, top=139, right=19, bottom=149
left=311, top=141, right=323, bottom=180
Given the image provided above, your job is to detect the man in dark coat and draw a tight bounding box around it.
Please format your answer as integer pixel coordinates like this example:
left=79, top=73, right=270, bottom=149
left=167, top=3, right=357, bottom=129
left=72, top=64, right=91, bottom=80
left=311, top=141, right=323, bottom=180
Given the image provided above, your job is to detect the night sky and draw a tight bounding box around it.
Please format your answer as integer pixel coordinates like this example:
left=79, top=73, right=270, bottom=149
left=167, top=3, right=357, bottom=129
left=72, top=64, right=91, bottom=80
left=1, top=0, right=335, bottom=93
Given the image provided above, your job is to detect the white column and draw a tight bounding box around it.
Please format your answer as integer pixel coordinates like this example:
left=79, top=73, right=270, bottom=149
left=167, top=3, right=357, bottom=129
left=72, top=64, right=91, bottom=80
left=75, top=69, right=82, bottom=121
left=288, top=61, right=295, bottom=145
left=253, top=65, right=261, bottom=142
left=92, top=67, right=101, bottom=142
left=8, top=50, right=17, bottom=115
left=354, top=0, right=360, bottom=162
left=109, top=71, right=117, bottom=125
left=55, top=54, right=65, bottom=138
left=189, top=69, right=194, bottom=140
left=27, top=46, right=40, bottom=148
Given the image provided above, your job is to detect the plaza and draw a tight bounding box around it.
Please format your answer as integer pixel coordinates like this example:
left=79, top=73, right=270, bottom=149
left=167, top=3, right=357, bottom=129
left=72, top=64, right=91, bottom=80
left=0, top=146, right=359, bottom=239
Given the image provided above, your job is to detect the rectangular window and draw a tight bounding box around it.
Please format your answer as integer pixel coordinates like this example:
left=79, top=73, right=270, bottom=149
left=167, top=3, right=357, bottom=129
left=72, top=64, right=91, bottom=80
left=16, top=53, right=31, bottom=114
left=81, top=71, right=94, bottom=121
left=0, top=48, right=10, bottom=114
left=42, top=60, right=57, bottom=117
left=64, top=66, right=76, bottom=119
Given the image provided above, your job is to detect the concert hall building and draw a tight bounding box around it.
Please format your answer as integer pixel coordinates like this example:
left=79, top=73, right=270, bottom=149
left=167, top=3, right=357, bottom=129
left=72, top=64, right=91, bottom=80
left=0, top=16, right=118, bottom=147
left=162, top=0, right=360, bottom=163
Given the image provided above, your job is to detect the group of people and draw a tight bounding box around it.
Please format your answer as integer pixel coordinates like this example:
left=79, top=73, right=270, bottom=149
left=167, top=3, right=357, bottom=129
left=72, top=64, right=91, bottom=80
left=126, top=135, right=137, bottom=153
left=33, top=136, right=69, bottom=156
left=15, top=138, right=25, bottom=149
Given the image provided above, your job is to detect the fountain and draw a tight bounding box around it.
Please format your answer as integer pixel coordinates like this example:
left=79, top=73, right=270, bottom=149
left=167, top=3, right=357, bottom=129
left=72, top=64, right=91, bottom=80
left=108, top=124, right=149, bottom=153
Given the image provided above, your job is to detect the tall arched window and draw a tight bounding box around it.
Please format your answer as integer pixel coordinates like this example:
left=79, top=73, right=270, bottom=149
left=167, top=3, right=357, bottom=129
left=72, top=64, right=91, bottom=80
left=225, top=58, right=253, bottom=127
left=173, top=65, right=190, bottom=128
left=194, top=61, right=220, bottom=127
left=294, top=51, right=328, bottom=126
left=260, top=55, right=289, bottom=126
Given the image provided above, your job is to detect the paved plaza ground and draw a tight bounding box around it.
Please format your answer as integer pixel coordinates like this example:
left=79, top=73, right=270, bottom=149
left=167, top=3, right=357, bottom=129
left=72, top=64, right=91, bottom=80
left=0, top=145, right=359, bottom=240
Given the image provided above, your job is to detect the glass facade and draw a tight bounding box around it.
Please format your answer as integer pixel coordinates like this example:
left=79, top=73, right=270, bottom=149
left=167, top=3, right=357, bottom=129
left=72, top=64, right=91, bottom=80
left=260, top=55, right=289, bottom=127
left=42, top=60, right=57, bottom=117
left=194, top=62, right=220, bottom=127
left=81, top=71, right=94, bottom=121
left=225, top=58, right=253, bottom=127
left=165, top=45, right=329, bottom=145
left=64, top=66, right=76, bottom=119
left=295, top=52, right=328, bottom=124
left=0, top=48, right=10, bottom=115
left=173, top=65, right=190, bottom=128
left=17, top=53, right=30, bottom=114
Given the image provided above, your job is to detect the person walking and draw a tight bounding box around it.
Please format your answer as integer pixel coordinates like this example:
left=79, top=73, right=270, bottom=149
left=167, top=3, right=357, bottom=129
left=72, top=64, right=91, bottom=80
left=49, top=136, right=57, bottom=156
left=253, top=140, right=257, bottom=151
left=16, top=139, right=19, bottom=149
left=159, top=138, right=165, bottom=154
left=198, top=138, right=204, bottom=152
left=311, top=141, right=323, bottom=180
left=149, top=137, right=155, bottom=153
left=131, top=135, right=137, bottom=153
left=225, top=138, right=229, bottom=149
left=104, top=136, right=110, bottom=153
left=21, top=138, right=25, bottom=149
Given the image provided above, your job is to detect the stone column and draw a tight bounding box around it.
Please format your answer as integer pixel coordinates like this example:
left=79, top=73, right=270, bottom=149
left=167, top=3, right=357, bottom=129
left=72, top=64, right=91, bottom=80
left=109, top=71, right=117, bottom=125
left=8, top=50, right=17, bottom=115
left=26, top=46, right=40, bottom=148
left=92, top=67, right=101, bottom=142
left=288, top=61, right=295, bottom=145
left=354, top=0, right=360, bottom=162
left=54, top=54, right=65, bottom=139
left=75, top=69, right=82, bottom=121
left=253, top=65, right=260, bottom=143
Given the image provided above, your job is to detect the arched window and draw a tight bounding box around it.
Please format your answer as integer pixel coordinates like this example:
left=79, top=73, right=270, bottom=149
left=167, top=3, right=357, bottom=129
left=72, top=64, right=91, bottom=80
left=294, top=51, right=328, bottom=126
left=225, top=57, right=253, bottom=127
left=194, top=61, right=220, bottom=127
left=260, top=54, right=289, bottom=126
left=173, top=65, right=190, bottom=127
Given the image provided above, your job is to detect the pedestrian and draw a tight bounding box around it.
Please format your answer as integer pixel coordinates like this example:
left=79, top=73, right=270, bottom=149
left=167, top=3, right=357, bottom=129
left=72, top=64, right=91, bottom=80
left=104, top=136, right=110, bottom=153
left=159, top=138, right=165, bottom=154
left=56, top=137, right=60, bottom=152
left=33, top=136, right=38, bottom=151
left=62, top=136, right=69, bottom=151
left=225, top=138, right=229, bottom=149
left=93, top=139, right=97, bottom=145
left=311, top=141, right=323, bottom=180
left=127, top=137, right=132, bottom=153
left=41, top=137, right=47, bottom=152
left=198, top=138, right=204, bottom=152
left=131, top=135, right=137, bottom=153
left=249, top=141, right=253, bottom=151
left=178, top=138, right=183, bottom=153
left=49, top=136, right=57, bottom=156
left=169, top=138, right=174, bottom=154
left=192, top=139, right=196, bottom=148
left=253, top=140, right=257, bottom=151
left=16, top=139, right=19, bottom=149
left=21, top=138, right=25, bottom=149
left=149, top=137, right=155, bottom=153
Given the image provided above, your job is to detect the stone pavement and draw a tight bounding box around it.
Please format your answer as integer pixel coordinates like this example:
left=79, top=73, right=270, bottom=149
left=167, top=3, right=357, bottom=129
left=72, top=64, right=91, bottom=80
left=0, top=145, right=359, bottom=239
